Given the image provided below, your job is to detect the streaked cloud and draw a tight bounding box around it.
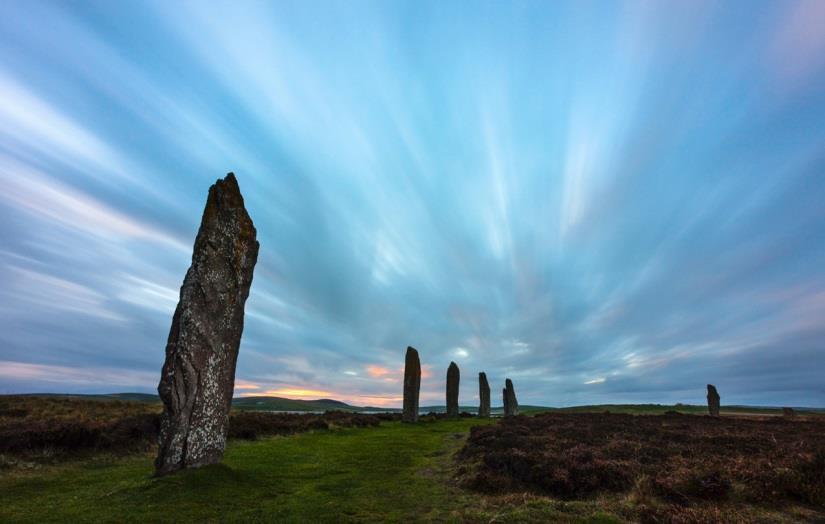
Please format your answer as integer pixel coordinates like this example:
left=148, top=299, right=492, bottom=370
left=0, top=159, right=188, bottom=252
left=0, top=1, right=823, bottom=408
left=770, top=0, right=825, bottom=90
left=0, top=361, right=156, bottom=388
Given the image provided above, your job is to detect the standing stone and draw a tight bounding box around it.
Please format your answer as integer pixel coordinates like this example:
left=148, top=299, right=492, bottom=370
left=155, top=173, right=259, bottom=476
left=478, top=372, right=490, bottom=418
left=504, top=378, right=519, bottom=416
left=707, top=384, right=720, bottom=417
left=446, top=361, right=460, bottom=418
left=502, top=388, right=508, bottom=416
left=402, top=346, right=421, bottom=423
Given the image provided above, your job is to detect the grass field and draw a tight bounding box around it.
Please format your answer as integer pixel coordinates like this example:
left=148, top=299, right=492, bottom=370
left=2, top=397, right=823, bottom=523
left=0, top=418, right=626, bottom=523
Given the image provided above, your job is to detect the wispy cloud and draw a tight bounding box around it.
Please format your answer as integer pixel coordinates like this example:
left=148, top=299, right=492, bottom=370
left=0, top=159, right=188, bottom=251
left=0, top=74, right=129, bottom=182
left=0, top=1, right=824, bottom=407
left=770, top=0, right=825, bottom=90
left=1, top=265, right=124, bottom=322
left=0, top=361, right=156, bottom=388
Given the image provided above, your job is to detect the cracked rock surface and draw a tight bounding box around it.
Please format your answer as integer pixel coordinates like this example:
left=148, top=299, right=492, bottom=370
left=478, top=372, right=490, bottom=418
left=155, top=173, right=259, bottom=476
left=446, top=361, right=460, bottom=418
left=504, top=378, right=518, bottom=417
left=707, top=384, right=720, bottom=416
left=402, top=346, right=421, bottom=423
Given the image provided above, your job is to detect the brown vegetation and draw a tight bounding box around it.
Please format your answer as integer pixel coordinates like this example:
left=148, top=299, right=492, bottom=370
left=458, top=412, right=825, bottom=521
left=0, top=396, right=399, bottom=460
left=226, top=410, right=393, bottom=440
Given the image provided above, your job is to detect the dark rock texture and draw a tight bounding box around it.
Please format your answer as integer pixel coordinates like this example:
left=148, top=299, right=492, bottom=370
left=155, top=173, right=259, bottom=476
left=707, top=384, right=720, bottom=417
left=402, top=346, right=421, bottom=423
left=478, top=372, right=490, bottom=418
left=504, top=378, right=519, bottom=416
left=446, top=361, right=460, bottom=418
left=502, top=388, right=508, bottom=416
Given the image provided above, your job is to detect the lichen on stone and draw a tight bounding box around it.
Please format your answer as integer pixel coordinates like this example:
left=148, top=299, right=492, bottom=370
left=155, top=172, right=259, bottom=476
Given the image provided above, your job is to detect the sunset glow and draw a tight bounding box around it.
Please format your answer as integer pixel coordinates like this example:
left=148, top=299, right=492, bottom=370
left=365, top=365, right=392, bottom=378
left=260, top=388, right=334, bottom=399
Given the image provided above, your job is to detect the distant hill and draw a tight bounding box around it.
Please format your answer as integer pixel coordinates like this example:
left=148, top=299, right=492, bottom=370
left=8, top=392, right=162, bottom=404
left=7, top=394, right=822, bottom=415
left=7, top=393, right=398, bottom=412
left=105, top=393, right=163, bottom=403
left=527, top=404, right=825, bottom=415
left=231, top=396, right=398, bottom=412
left=424, top=403, right=825, bottom=415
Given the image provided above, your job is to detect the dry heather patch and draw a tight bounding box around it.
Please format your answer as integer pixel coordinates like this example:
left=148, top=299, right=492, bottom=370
left=0, top=396, right=399, bottom=458
left=457, top=412, right=825, bottom=518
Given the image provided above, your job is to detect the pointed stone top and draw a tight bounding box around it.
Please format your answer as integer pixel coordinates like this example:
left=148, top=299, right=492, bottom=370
left=406, top=346, right=419, bottom=355
left=199, top=173, right=257, bottom=252
left=208, top=172, right=247, bottom=210
left=505, top=378, right=513, bottom=387
left=449, top=361, right=458, bottom=369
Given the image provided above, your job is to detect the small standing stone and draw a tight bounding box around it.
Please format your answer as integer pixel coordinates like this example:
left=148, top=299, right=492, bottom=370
left=446, top=361, right=460, bottom=418
left=782, top=407, right=796, bottom=418
left=504, top=378, right=519, bottom=416
left=402, top=346, right=421, bottom=423
left=478, top=372, right=490, bottom=418
left=707, top=384, right=720, bottom=417
left=155, top=173, right=259, bottom=476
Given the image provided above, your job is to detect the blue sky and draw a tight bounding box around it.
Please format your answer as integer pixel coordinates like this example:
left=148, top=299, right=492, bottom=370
left=1, top=1, right=825, bottom=407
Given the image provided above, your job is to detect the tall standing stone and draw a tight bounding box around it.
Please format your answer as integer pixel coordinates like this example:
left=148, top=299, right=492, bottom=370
left=402, top=346, right=421, bottom=423
left=478, top=372, right=490, bottom=417
left=504, top=378, right=519, bottom=416
left=155, top=173, right=259, bottom=476
left=502, top=388, right=508, bottom=416
left=707, top=384, right=720, bottom=417
left=446, top=361, right=460, bottom=418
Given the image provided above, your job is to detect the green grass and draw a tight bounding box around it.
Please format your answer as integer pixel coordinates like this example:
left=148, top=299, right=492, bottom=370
left=7, top=414, right=818, bottom=523
left=5, top=402, right=819, bottom=523
left=0, top=420, right=471, bottom=523
left=0, top=419, right=629, bottom=523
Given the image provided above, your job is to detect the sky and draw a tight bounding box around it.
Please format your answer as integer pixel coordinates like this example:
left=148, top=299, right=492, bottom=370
left=1, top=1, right=825, bottom=407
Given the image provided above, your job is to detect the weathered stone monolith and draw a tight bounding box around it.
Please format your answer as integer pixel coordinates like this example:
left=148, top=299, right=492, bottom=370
left=446, top=361, right=460, bottom=418
left=155, top=173, right=259, bottom=476
left=504, top=378, right=519, bottom=416
left=402, top=346, right=421, bottom=423
left=478, top=372, right=490, bottom=417
left=707, top=384, right=720, bottom=417
left=502, top=388, right=508, bottom=416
